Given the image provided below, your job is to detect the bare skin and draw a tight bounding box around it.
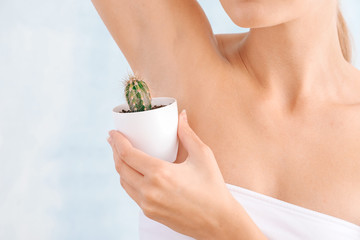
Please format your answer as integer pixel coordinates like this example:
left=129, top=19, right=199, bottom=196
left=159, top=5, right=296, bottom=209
left=93, top=0, right=360, bottom=227
left=173, top=32, right=360, bottom=227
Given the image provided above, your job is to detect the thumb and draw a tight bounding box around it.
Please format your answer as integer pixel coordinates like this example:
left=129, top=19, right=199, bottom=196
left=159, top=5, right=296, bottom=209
left=178, top=110, right=212, bottom=159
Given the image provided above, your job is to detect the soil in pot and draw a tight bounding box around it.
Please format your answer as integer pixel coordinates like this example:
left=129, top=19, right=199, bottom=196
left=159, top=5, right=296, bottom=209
left=119, top=104, right=167, bottom=113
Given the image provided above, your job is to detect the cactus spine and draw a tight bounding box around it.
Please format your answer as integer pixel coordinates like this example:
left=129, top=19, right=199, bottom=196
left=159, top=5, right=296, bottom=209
left=123, top=73, right=152, bottom=112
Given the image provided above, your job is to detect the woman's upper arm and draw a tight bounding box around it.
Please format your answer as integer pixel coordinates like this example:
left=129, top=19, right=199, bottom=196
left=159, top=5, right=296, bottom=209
left=91, top=0, right=222, bottom=88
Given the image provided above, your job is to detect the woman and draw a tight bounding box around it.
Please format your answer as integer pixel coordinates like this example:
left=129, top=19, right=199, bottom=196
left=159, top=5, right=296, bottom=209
left=94, top=0, right=360, bottom=239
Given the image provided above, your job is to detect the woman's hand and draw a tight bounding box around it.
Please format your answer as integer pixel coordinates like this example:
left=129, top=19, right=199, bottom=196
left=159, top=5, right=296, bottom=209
left=106, top=110, right=239, bottom=239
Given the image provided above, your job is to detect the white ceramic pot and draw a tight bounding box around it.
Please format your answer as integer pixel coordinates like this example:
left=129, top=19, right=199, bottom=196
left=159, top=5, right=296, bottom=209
left=112, top=97, right=179, bottom=163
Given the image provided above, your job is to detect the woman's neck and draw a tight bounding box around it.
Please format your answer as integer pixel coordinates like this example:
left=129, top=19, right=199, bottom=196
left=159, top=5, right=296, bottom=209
left=236, top=2, right=357, bottom=111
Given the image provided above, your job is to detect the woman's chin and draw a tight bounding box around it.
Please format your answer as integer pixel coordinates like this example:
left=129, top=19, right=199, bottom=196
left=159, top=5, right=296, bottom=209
left=221, top=1, right=297, bottom=29
left=231, top=17, right=279, bottom=29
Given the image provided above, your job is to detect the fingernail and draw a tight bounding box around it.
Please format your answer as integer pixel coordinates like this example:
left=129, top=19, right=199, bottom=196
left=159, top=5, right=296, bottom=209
left=181, top=109, right=187, bottom=122
left=108, top=130, right=115, bottom=137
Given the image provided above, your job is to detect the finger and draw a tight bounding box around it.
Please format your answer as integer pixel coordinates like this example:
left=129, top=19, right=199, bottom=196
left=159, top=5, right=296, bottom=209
left=120, top=177, right=142, bottom=207
left=108, top=136, right=123, bottom=174
left=113, top=150, right=121, bottom=173
left=119, top=159, right=144, bottom=189
left=108, top=136, right=145, bottom=188
left=109, top=130, right=169, bottom=175
left=178, top=110, right=209, bottom=157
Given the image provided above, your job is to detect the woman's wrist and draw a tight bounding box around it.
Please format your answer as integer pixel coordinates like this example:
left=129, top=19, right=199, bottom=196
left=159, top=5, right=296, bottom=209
left=205, top=196, right=268, bottom=240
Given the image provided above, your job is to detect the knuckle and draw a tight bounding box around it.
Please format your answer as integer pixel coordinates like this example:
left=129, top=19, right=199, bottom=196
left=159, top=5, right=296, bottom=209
left=200, top=144, right=213, bottom=156
left=149, top=165, right=171, bottom=184
left=157, top=166, right=172, bottom=181
left=142, top=187, right=158, bottom=204
left=140, top=190, right=159, bottom=219
left=184, top=127, right=194, bottom=138
left=119, top=147, right=130, bottom=160
left=115, top=162, right=122, bottom=175
left=142, top=204, right=156, bottom=219
left=120, top=177, right=126, bottom=188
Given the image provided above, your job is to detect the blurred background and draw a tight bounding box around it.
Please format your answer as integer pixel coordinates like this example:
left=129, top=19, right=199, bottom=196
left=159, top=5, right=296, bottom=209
left=0, top=0, right=359, bottom=239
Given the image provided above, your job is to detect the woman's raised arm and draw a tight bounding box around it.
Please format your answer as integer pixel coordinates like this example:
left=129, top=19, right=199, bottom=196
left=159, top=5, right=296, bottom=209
left=91, top=0, right=222, bottom=88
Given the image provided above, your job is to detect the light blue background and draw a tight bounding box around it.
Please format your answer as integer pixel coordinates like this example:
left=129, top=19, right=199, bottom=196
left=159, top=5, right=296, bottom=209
left=0, top=1, right=359, bottom=239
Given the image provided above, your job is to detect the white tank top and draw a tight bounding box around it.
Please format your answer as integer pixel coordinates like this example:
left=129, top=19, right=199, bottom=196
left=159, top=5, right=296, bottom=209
left=139, top=183, right=360, bottom=240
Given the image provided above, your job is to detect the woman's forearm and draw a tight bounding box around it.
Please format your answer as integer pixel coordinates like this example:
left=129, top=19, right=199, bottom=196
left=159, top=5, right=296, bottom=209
left=205, top=198, right=268, bottom=240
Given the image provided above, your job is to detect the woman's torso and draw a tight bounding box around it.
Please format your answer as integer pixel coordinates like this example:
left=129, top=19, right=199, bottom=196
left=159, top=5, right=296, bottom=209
left=150, top=32, right=360, bottom=226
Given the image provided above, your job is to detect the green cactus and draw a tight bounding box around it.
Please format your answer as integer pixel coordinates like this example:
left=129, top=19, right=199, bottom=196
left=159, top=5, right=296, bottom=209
left=122, top=72, right=152, bottom=112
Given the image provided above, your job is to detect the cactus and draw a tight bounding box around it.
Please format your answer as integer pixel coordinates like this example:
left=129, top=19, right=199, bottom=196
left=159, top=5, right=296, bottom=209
left=122, top=72, right=152, bottom=112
